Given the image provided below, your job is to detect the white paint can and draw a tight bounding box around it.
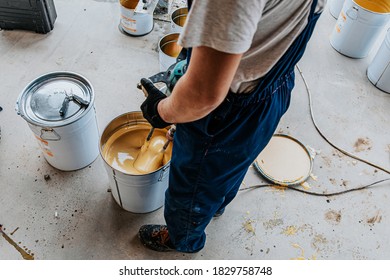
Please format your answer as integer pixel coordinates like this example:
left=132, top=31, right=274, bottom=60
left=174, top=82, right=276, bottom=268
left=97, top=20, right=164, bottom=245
left=329, top=0, right=345, bottom=19
left=119, top=0, right=154, bottom=36
left=100, top=112, right=171, bottom=213
left=170, top=7, right=188, bottom=33
left=158, top=32, right=182, bottom=71
left=16, top=72, right=99, bottom=171
left=330, top=0, right=390, bottom=58
left=367, top=29, right=390, bottom=93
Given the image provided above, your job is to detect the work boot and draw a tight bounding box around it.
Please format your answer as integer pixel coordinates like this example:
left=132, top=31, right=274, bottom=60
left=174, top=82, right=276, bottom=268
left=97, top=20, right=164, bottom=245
left=213, top=207, right=225, bottom=218
left=138, top=224, right=175, bottom=252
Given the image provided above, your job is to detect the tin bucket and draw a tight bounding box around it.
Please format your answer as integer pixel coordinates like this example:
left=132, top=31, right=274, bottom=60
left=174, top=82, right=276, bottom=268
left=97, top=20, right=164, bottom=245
left=170, top=7, right=188, bottom=33
left=367, top=29, right=390, bottom=93
left=329, top=0, right=345, bottom=19
left=158, top=33, right=182, bottom=71
left=330, top=0, right=390, bottom=58
left=16, top=72, right=99, bottom=171
left=119, top=0, right=153, bottom=36
left=100, top=112, right=171, bottom=213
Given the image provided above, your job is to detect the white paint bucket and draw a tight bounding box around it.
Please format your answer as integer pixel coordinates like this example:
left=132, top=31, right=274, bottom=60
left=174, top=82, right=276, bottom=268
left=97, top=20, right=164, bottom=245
left=170, top=7, right=187, bottom=33
left=330, top=0, right=390, bottom=58
left=16, top=72, right=99, bottom=171
left=119, top=0, right=153, bottom=36
left=158, top=32, right=182, bottom=71
left=367, top=29, right=390, bottom=93
left=100, top=112, right=171, bottom=213
left=329, top=0, right=345, bottom=19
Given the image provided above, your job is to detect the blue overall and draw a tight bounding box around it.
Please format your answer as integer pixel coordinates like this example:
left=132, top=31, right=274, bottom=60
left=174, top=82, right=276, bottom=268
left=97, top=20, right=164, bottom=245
left=165, top=0, right=321, bottom=253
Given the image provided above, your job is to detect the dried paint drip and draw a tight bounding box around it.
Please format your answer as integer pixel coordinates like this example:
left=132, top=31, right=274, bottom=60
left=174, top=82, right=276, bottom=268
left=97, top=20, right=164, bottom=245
left=0, top=226, right=34, bottom=260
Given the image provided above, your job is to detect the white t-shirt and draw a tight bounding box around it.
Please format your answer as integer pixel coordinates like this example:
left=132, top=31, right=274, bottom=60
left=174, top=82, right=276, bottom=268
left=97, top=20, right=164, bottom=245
left=179, top=0, right=326, bottom=93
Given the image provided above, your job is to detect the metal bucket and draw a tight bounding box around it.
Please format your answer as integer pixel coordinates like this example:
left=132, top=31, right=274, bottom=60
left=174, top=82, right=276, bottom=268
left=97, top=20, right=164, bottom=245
left=100, top=112, right=171, bottom=213
left=367, top=28, right=390, bottom=93
left=158, top=32, right=182, bottom=71
left=16, top=72, right=99, bottom=171
left=329, top=0, right=345, bottom=19
left=170, top=7, right=188, bottom=33
left=330, top=0, right=390, bottom=58
left=119, top=0, right=153, bottom=36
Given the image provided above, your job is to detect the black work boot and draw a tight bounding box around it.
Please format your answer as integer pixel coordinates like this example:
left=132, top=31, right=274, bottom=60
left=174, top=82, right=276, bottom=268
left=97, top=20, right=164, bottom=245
left=213, top=207, right=225, bottom=218
left=138, top=224, right=175, bottom=252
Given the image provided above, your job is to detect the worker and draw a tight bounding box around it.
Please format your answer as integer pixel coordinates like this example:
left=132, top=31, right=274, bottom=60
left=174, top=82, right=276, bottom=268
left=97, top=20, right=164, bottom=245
left=138, top=0, right=326, bottom=253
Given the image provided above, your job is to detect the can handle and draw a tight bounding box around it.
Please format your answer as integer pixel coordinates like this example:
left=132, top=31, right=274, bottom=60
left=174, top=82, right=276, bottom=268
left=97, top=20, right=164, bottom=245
left=40, top=128, right=61, bottom=141
left=158, top=163, right=170, bottom=182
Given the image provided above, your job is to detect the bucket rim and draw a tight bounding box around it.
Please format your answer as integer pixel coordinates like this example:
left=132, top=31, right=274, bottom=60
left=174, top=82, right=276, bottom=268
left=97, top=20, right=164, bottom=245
left=99, top=111, right=171, bottom=177
left=352, top=0, right=390, bottom=15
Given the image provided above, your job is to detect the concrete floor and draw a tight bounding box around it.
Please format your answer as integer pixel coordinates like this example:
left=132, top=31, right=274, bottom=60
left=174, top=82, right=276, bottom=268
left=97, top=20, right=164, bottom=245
left=0, top=0, right=389, bottom=260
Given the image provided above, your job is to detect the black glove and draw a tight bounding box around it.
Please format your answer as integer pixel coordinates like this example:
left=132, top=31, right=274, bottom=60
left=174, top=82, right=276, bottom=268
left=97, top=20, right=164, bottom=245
left=140, top=78, right=172, bottom=128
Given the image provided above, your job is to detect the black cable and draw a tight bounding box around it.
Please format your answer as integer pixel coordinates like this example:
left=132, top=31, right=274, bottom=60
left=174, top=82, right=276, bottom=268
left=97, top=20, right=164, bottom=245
left=239, top=178, right=390, bottom=197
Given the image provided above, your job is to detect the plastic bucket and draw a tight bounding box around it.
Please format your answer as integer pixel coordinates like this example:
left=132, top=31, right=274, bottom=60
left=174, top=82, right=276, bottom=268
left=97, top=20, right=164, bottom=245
left=158, top=32, right=182, bottom=71
left=16, top=72, right=99, bottom=171
left=367, top=29, right=390, bottom=93
left=100, top=112, right=171, bottom=213
left=119, top=0, right=153, bottom=36
left=170, top=7, right=188, bottom=33
left=329, top=0, right=345, bottom=19
left=330, top=0, right=390, bottom=58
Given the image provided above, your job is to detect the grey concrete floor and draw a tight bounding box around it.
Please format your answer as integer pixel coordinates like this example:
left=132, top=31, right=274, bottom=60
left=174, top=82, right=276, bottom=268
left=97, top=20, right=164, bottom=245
left=0, top=0, right=389, bottom=260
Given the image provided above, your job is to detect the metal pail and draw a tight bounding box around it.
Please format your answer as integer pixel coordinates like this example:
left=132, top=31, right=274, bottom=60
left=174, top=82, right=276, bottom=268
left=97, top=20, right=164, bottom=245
left=99, top=112, right=171, bottom=213
left=329, top=0, right=345, bottom=19
left=16, top=72, right=99, bottom=171
left=158, top=33, right=182, bottom=71
left=119, top=0, right=153, bottom=36
left=367, top=28, right=390, bottom=93
left=170, top=7, right=188, bottom=33
left=330, top=0, right=390, bottom=58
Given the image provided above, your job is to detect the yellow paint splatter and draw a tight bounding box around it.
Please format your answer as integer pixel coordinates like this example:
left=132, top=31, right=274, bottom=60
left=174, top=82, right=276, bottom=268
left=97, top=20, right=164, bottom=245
left=291, top=243, right=305, bottom=260
left=243, top=219, right=256, bottom=234
left=310, top=173, right=318, bottom=181
left=300, top=181, right=311, bottom=190
left=283, top=226, right=298, bottom=236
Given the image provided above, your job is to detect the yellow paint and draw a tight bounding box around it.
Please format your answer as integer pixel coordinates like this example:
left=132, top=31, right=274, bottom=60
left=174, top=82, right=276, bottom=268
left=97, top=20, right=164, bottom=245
left=102, top=124, right=172, bottom=175
left=283, top=226, right=298, bottom=236
left=300, top=181, right=311, bottom=190
left=354, top=0, right=390, bottom=13
left=162, top=42, right=183, bottom=58
left=120, top=0, right=139, bottom=9
left=1, top=230, right=34, bottom=260
left=173, top=15, right=187, bottom=27
left=291, top=243, right=305, bottom=260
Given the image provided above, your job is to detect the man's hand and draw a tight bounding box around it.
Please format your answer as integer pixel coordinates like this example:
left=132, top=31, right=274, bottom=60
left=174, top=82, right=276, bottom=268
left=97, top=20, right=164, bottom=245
left=140, top=78, right=172, bottom=128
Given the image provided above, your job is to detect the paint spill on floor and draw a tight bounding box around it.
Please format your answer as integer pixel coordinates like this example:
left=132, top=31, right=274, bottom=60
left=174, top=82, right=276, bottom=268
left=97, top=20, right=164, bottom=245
left=0, top=225, right=34, bottom=260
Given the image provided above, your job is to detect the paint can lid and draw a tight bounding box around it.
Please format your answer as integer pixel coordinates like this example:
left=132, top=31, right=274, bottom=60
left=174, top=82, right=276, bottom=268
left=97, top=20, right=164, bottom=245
left=253, top=134, right=313, bottom=186
left=16, top=72, right=94, bottom=127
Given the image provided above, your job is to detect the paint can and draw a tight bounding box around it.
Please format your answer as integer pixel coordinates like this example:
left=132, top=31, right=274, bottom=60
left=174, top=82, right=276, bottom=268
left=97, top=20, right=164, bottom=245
left=330, top=0, right=390, bottom=58
left=367, top=28, right=390, bottom=93
left=253, top=134, right=314, bottom=186
left=170, top=7, right=188, bottom=33
left=119, top=0, right=153, bottom=36
left=99, top=112, right=171, bottom=213
left=329, top=0, right=345, bottom=19
left=158, top=32, right=182, bottom=71
left=16, top=72, right=99, bottom=171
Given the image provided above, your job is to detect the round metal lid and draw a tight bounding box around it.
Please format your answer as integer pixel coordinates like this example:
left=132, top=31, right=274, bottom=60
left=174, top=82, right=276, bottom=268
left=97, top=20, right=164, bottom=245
left=16, top=72, right=94, bottom=127
left=253, top=134, right=313, bottom=186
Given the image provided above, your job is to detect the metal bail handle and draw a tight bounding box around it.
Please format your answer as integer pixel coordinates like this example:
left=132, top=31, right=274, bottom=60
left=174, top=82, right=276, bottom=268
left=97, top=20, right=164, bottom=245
left=40, top=128, right=61, bottom=141
left=158, top=163, right=170, bottom=182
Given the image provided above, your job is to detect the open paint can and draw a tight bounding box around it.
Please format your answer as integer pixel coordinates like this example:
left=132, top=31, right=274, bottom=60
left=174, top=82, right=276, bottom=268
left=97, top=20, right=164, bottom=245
left=158, top=32, right=182, bottom=71
left=119, top=0, right=154, bottom=36
left=100, top=112, right=172, bottom=213
left=170, top=7, right=188, bottom=33
left=330, top=0, right=390, bottom=58
left=254, top=134, right=314, bottom=186
left=16, top=72, right=99, bottom=171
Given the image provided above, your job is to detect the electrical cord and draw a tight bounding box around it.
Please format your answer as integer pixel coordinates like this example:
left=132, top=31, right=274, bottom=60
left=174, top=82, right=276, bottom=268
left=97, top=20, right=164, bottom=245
left=240, top=65, right=390, bottom=197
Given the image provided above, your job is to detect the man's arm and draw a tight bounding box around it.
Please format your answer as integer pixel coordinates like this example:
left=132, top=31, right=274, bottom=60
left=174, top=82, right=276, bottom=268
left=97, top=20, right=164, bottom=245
left=157, top=46, right=243, bottom=124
